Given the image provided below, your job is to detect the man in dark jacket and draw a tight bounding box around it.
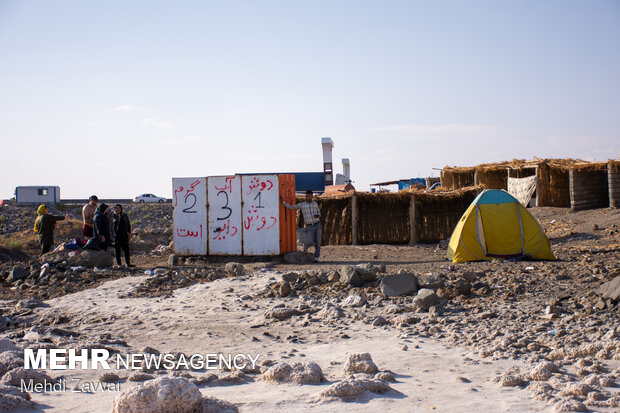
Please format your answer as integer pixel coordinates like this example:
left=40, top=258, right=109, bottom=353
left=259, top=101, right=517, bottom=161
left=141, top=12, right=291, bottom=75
left=113, top=204, right=132, bottom=266
left=94, top=203, right=111, bottom=251
left=34, top=204, right=67, bottom=255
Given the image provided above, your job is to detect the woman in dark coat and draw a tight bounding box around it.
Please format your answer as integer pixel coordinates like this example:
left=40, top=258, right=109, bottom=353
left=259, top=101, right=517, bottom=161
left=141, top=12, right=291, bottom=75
left=93, top=203, right=111, bottom=251
left=113, top=204, right=132, bottom=266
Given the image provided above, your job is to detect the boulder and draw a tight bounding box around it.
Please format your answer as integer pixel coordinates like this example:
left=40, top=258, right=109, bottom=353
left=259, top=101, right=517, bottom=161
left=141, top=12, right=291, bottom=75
left=597, top=277, right=620, bottom=302
left=8, top=267, right=29, bottom=283
left=67, top=250, right=114, bottom=268
left=225, top=262, right=243, bottom=276
left=344, top=353, right=378, bottom=375
left=112, top=377, right=202, bottom=413
left=282, top=252, right=314, bottom=265
left=339, top=266, right=362, bottom=287
left=380, top=273, right=418, bottom=297
left=413, top=289, right=439, bottom=310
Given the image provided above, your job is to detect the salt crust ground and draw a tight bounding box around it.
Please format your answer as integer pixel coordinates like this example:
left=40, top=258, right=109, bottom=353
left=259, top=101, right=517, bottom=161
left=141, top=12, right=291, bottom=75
left=7, top=272, right=552, bottom=413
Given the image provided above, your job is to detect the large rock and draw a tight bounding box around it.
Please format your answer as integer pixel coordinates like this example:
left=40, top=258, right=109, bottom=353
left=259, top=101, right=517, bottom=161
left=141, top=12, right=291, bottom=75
left=339, top=266, right=362, bottom=287
left=413, top=289, right=440, bottom=310
left=343, top=353, right=378, bottom=375
left=67, top=250, right=114, bottom=268
left=380, top=273, right=418, bottom=297
left=282, top=252, right=314, bottom=265
left=112, top=377, right=202, bottom=413
left=597, top=277, right=620, bottom=302
left=8, top=267, right=29, bottom=283
left=262, top=362, right=324, bottom=384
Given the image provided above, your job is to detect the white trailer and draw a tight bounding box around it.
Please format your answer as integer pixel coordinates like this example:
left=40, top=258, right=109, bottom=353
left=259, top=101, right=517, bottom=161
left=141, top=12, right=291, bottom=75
left=15, top=186, right=61, bottom=204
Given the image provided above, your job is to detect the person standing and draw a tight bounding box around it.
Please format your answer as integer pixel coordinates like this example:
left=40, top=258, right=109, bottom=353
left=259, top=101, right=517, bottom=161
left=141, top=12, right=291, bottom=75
left=282, top=190, right=322, bottom=262
left=105, top=206, right=116, bottom=246
left=113, top=204, right=132, bottom=267
left=93, top=203, right=111, bottom=251
left=82, top=195, right=98, bottom=238
left=33, top=204, right=67, bottom=255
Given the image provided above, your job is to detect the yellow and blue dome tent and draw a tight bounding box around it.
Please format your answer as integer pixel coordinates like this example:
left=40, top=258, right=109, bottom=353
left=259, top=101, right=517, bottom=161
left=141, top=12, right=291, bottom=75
left=447, top=189, right=555, bottom=263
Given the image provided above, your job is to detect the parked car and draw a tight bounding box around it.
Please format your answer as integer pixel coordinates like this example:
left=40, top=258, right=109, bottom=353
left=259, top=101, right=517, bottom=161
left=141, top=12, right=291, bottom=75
left=134, top=194, right=167, bottom=203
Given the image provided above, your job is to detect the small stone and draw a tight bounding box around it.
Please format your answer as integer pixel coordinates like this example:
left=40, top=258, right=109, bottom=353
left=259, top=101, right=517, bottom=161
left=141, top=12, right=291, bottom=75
left=279, top=282, right=293, bottom=297
left=128, top=372, right=154, bottom=382
left=413, top=289, right=439, bottom=310
left=380, top=273, right=418, bottom=297
left=371, top=316, right=387, bottom=326
left=225, top=262, right=243, bottom=276
left=500, top=374, right=526, bottom=387
left=341, top=294, right=367, bottom=308
left=552, top=399, right=587, bottom=412
left=375, top=372, right=395, bottom=382
left=339, top=266, right=362, bottom=287
left=282, top=272, right=299, bottom=283
left=168, top=254, right=178, bottom=266
left=100, top=372, right=120, bottom=382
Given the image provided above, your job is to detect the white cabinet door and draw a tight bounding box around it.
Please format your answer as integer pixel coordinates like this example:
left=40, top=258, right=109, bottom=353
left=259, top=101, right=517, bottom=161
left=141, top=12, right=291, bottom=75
left=207, top=176, right=242, bottom=255
left=172, top=177, right=207, bottom=255
left=241, top=175, right=280, bottom=255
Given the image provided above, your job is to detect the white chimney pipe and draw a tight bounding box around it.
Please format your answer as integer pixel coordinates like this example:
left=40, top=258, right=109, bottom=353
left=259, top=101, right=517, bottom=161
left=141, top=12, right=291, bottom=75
left=342, top=158, right=350, bottom=180
left=321, top=137, right=334, bottom=186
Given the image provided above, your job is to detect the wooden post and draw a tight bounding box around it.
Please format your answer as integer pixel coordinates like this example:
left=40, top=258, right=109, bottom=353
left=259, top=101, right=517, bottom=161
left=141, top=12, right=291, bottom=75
left=569, top=168, right=575, bottom=210
left=535, top=166, right=541, bottom=207
left=351, top=193, right=358, bottom=245
left=409, top=194, right=417, bottom=245
left=473, top=168, right=479, bottom=186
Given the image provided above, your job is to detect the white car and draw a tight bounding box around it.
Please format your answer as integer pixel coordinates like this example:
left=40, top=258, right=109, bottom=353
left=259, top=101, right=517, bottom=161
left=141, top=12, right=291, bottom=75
left=134, top=194, right=167, bottom=203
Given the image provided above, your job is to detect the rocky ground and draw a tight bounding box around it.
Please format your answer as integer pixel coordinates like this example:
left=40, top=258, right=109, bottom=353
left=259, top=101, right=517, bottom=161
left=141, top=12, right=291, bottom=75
left=0, top=204, right=618, bottom=412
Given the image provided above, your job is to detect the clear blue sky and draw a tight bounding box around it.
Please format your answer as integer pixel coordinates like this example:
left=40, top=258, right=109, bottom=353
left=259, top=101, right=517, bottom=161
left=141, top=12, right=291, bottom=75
left=1, top=0, right=618, bottom=198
